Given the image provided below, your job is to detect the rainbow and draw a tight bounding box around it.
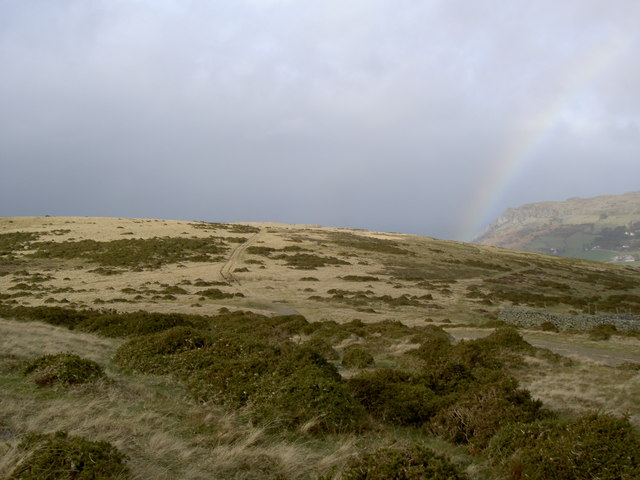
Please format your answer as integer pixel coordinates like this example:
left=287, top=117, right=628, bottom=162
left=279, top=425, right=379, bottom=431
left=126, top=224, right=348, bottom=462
left=458, top=33, right=625, bottom=242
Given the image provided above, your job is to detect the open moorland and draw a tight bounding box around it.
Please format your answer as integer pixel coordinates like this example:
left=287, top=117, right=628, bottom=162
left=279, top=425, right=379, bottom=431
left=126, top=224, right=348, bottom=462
left=1, top=216, right=639, bottom=479
left=475, top=191, right=640, bottom=264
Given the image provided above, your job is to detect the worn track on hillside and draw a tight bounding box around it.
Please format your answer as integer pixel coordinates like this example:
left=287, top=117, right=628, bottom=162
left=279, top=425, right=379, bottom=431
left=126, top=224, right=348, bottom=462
left=219, top=232, right=260, bottom=288
left=219, top=231, right=301, bottom=316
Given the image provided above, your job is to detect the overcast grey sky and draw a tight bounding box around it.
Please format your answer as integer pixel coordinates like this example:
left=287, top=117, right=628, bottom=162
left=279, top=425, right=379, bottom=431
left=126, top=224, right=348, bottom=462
left=1, top=1, right=639, bottom=240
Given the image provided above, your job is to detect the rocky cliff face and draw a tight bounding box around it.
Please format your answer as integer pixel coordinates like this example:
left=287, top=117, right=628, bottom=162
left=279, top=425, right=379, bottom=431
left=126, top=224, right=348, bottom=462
left=473, top=191, right=640, bottom=262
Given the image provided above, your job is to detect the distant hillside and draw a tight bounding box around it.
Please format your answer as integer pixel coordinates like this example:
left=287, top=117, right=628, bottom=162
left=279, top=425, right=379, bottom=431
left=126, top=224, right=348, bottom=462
left=473, top=192, right=640, bottom=264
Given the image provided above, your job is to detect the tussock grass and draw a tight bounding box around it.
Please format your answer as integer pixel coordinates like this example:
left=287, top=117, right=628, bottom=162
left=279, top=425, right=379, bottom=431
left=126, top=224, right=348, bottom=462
left=517, top=360, right=640, bottom=425
left=0, top=318, right=367, bottom=480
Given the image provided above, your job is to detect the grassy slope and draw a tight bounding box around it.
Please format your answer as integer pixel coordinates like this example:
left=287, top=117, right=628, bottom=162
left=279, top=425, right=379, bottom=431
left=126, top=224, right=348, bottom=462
left=1, top=216, right=640, bottom=479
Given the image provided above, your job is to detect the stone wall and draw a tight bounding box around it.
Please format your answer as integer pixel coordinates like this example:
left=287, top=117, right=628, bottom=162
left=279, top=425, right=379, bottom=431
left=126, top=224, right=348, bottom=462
left=498, top=307, right=640, bottom=332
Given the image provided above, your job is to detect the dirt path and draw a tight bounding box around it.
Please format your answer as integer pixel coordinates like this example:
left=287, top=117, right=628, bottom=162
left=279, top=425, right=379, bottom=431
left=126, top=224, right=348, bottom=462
left=219, top=232, right=301, bottom=316
left=447, top=327, right=640, bottom=366
left=219, top=232, right=260, bottom=289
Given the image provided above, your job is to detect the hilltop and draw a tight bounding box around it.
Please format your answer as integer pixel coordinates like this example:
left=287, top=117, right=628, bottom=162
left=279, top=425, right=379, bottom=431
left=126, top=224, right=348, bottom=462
left=473, top=191, right=640, bottom=264
left=2, top=215, right=640, bottom=322
left=1, top=216, right=639, bottom=479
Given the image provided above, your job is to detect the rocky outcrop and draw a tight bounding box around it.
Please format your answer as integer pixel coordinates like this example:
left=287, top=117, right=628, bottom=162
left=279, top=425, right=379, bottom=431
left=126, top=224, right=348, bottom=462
left=473, top=191, right=640, bottom=255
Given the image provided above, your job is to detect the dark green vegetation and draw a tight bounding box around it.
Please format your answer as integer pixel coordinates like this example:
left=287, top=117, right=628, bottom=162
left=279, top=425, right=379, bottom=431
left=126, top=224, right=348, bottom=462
left=467, top=265, right=640, bottom=314
left=327, top=232, right=414, bottom=256
left=341, top=345, right=374, bottom=369
left=113, top=318, right=366, bottom=433
left=9, top=431, right=129, bottom=479
left=28, top=237, right=228, bottom=270
left=247, top=245, right=350, bottom=270
left=0, top=232, right=40, bottom=257
left=310, top=289, right=433, bottom=308
left=487, top=414, right=640, bottom=480
left=339, top=445, right=468, bottom=480
left=1, top=302, right=638, bottom=478
left=0, top=305, right=208, bottom=336
left=340, top=275, right=380, bottom=282
left=189, top=221, right=260, bottom=234
left=22, top=353, right=105, bottom=387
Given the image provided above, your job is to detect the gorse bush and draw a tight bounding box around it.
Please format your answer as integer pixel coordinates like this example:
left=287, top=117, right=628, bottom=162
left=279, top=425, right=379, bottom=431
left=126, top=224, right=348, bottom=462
left=348, top=369, right=436, bottom=426
left=209, top=312, right=309, bottom=344
left=190, top=344, right=367, bottom=432
left=329, top=231, right=414, bottom=256
left=588, top=323, right=617, bottom=340
left=301, top=319, right=368, bottom=343
left=280, top=253, right=350, bottom=270
left=78, top=311, right=206, bottom=337
left=112, top=327, right=214, bottom=375
left=486, top=414, right=640, bottom=480
left=249, top=364, right=367, bottom=432
left=0, top=305, right=93, bottom=329
left=29, top=237, right=227, bottom=269
left=0, top=305, right=212, bottom=338
left=114, top=329, right=366, bottom=432
left=340, top=444, right=468, bottom=480
left=196, top=288, right=240, bottom=299
left=23, top=353, right=105, bottom=387
left=9, top=431, right=129, bottom=479
left=413, top=327, right=533, bottom=373
left=428, top=374, right=548, bottom=450
left=341, top=345, right=374, bottom=369
left=301, top=336, right=339, bottom=360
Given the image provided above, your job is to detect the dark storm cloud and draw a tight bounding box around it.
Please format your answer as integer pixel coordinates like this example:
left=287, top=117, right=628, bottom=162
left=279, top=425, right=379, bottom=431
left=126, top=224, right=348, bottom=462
left=1, top=0, right=639, bottom=239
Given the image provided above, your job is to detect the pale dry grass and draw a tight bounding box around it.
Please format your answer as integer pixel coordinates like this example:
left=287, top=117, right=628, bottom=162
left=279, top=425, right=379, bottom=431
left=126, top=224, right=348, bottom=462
left=0, top=216, right=481, bottom=324
left=0, top=316, right=362, bottom=479
left=517, top=359, right=640, bottom=426
left=0, top=317, right=120, bottom=363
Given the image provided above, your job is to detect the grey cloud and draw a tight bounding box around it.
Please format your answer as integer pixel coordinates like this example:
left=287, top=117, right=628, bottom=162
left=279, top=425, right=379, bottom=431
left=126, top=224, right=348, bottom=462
left=1, top=0, right=639, bottom=239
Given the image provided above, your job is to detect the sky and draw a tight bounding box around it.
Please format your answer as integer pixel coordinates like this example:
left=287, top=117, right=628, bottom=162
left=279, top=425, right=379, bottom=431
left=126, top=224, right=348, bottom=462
left=1, top=0, right=639, bottom=241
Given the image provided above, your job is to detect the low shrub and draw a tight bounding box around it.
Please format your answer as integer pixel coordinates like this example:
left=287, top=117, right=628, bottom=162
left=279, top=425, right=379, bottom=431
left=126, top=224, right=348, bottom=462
left=478, top=327, right=533, bottom=352
left=302, top=337, right=339, bottom=360
left=429, top=375, right=548, bottom=450
left=347, top=369, right=436, bottom=425
left=196, top=288, right=237, bottom=299
left=341, top=275, right=380, bottom=282
left=192, top=344, right=366, bottom=432
left=302, top=319, right=368, bottom=343
left=280, top=253, right=350, bottom=270
left=250, top=368, right=367, bottom=433
left=23, top=353, right=105, bottom=387
left=486, top=414, right=640, bottom=480
left=78, top=311, right=202, bottom=337
left=29, top=236, right=226, bottom=269
left=416, top=328, right=533, bottom=373
left=539, top=321, right=559, bottom=332
left=0, top=305, right=93, bottom=329
left=113, top=327, right=213, bottom=374
left=618, top=361, right=640, bottom=371
left=9, top=431, right=129, bottom=479
left=188, top=347, right=279, bottom=408
left=210, top=312, right=309, bottom=343
left=588, top=323, right=617, bottom=341
left=115, top=327, right=365, bottom=433
left=410, top=328, right=453, bottom=365
left=342, top=345, right=374, bottom=369
left=340, top=444, right=468, bottom=480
